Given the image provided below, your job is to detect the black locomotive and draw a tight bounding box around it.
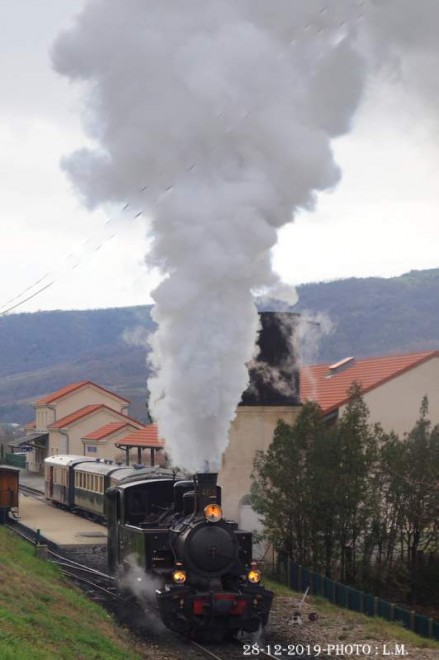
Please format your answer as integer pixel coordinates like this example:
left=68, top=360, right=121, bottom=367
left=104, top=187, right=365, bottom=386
left=106, top=470, right=273, bottom=640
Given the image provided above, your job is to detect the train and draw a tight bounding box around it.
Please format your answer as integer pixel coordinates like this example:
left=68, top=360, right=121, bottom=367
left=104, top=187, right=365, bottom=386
left=44, top=455, right=273, bottom=640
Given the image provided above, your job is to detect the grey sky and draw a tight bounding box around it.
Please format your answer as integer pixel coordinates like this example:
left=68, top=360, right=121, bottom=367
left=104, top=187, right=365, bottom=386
left=1, top=1, right=438, bottom=314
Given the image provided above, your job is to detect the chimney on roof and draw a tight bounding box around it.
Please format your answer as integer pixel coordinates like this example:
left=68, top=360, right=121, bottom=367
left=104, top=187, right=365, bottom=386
left=326, top=357, right=355, bottom=378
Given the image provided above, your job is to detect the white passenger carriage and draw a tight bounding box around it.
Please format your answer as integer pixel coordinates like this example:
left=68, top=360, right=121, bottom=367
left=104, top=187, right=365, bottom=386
left=44, top=455, right=95, bottom=507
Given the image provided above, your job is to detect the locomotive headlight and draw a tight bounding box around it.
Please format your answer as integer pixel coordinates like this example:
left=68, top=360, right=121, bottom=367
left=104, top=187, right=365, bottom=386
left=172, top=568, right=187, bottom=585
left=247, top=568, right=262, bottom=584
left=203, top=503, right=223, bottom=522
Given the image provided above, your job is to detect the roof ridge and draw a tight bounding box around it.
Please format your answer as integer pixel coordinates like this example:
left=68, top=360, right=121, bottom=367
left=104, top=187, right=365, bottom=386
left=48, top=404, right=143, bottom=429
left=305, top=349, right=439, bottom=369
left=35, top=380, right=131, bottom=405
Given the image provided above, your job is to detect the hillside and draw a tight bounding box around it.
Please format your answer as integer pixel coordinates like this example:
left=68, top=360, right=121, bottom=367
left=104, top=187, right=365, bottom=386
left=1, top=268, right=438, bottom=424
left=294, top=268, right=439, bottom=360
left=0, top=306, right=154, bottom=424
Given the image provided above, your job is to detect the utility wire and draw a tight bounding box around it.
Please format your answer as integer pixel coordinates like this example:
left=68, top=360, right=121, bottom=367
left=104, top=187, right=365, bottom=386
left=0, top=2, right=365, bottom=317
left=0, top=194, right=148, bottom=317
left=0, top=282, right=55, bottom=317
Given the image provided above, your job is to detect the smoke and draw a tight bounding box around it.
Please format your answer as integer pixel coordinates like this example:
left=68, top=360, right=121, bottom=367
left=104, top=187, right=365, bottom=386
left=52, top=1, right=439, bottom=471
left=294, top=312, right=334, bottom=402
left=245, top=312, right=300, bottom=401
left=117, top=558, right=166, bottom=634
left=295, top=312, right=334, bottom=366
left=122, top=325, right=151, bottom=348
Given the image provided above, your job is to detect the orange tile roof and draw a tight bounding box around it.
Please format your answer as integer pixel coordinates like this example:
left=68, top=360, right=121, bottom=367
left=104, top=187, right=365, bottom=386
left=82, top=422, right=139, bottom=441
left=35, top=381, right=130, bottom=405
left=116, top=424, right=165, bottom=448
left=48, top=405, right=143, bottom=430
left=301, top=351, right=439, bottom=415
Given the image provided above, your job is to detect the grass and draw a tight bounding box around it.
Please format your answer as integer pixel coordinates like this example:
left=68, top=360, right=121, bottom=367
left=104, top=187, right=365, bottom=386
left=264, top=578, right=439, bottom=651
left=0, top=528, right=144, bottom=659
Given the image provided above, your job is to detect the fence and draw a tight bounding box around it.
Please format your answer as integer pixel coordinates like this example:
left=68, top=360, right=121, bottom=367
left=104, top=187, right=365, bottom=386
left=273, top=556, right=439, bottom=642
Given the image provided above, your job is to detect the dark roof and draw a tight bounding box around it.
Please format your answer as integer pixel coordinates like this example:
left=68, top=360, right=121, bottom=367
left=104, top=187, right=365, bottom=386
left=7, top=433, right=48, bottom=448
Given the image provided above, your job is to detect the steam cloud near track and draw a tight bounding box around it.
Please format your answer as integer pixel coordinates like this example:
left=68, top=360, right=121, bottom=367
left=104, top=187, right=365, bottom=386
left=52, top=0, right=439, bottom=470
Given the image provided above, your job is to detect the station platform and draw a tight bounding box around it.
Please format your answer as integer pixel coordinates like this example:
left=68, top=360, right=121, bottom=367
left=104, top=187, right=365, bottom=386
left=17, top=492, right=107, bottom=548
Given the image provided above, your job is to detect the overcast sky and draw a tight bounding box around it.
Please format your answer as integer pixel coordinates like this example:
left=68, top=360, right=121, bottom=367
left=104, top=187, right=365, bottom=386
left=1, top=2, right=438, bottom=315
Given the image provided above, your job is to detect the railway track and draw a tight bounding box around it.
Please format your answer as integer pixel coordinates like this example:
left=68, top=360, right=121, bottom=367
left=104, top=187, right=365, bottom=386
left=7, top=492, right=319, bottom=658
left=48, top=549, right=122, bottom=603
left=19, top=483, right=46, bottom=499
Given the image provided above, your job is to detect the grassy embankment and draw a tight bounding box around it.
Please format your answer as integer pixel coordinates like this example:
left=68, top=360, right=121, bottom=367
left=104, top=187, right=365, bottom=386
left=0, top=527, right=144, bottom=660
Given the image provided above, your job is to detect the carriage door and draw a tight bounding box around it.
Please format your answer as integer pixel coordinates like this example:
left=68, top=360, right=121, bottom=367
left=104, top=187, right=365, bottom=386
left=49, top=466, right=54, bottom=498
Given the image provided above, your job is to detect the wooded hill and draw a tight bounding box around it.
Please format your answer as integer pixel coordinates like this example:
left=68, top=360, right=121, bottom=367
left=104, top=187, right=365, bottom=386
left=1, top=268, right=438, bottom=424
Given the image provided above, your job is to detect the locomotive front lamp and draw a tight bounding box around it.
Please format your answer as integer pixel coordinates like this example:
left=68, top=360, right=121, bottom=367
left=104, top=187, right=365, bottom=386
left=247, top=568, right=262, bottom=584
left=172, top=568, right=187, bottom=584
left=203, top=503, right=223, bottom=522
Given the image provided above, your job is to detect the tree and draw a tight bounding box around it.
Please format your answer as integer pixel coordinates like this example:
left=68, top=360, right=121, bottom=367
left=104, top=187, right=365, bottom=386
left=334, top=383, right=378, bottom=583
left=397, top=397, right=439, bottom=602
left=251, top=403, right=327, bottom=566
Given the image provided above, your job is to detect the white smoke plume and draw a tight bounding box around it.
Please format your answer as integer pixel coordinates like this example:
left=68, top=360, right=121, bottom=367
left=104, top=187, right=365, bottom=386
left=117, top=558, right=166, bottom=633
left=52, top=1, right=439, bottom=471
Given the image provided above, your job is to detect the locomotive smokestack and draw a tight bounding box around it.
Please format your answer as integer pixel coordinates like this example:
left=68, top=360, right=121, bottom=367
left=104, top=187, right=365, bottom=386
left=195, top=472, right=219, bottom=512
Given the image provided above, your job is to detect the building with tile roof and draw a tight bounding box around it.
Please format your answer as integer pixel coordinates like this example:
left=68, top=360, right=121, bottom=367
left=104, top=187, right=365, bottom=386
left=25, top=380, right=142, bottom=472
left=33, top=381, right=130, bottom=433
left=301, top=350, right=439, bottom=435
left=47, top=405, right=144, bottom=457
left=220, top=348, right=439, bottom=530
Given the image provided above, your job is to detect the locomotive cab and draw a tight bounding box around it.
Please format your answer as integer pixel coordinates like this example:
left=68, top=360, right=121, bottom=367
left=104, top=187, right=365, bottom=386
left=106, top=476, right=177, bottom=574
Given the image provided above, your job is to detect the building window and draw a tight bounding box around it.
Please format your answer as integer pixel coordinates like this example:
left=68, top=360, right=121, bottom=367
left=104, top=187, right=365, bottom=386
left=87, top=446, right=97, bottom=453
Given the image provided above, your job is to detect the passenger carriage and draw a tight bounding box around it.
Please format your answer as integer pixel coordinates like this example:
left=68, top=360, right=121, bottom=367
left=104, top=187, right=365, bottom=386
left=73, top=461, right=145, bottom=520
left=44, top=455, right=95, bottom=508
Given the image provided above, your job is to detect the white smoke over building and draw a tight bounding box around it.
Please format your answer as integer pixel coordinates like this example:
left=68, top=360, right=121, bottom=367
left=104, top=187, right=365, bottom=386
left=52, top=1, right=439, bottom=470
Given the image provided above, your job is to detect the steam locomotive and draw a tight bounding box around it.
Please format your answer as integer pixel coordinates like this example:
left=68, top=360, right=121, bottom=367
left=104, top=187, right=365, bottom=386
left=106, top=469, right=273, bottom=640
left=44, top=456, right=273, bottom=638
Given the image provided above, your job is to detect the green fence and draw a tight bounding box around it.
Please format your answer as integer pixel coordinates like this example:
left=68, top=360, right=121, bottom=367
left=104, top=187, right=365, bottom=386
left=275, top=557, right=439, bottom=642
left=4, top=453, right=26, bottom=468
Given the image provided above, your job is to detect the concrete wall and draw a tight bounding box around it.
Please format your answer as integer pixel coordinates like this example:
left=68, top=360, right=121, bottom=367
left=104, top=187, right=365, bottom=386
left=219, top=405, right=300, bottom=521
left=339, top=357, right=439, bottom=436
left=35, top=407, right=56, bottom=432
